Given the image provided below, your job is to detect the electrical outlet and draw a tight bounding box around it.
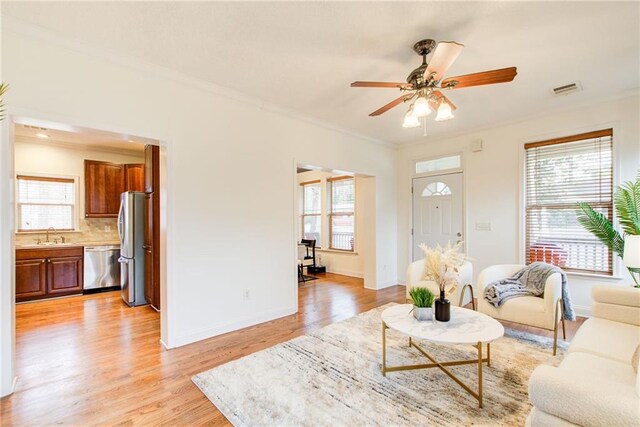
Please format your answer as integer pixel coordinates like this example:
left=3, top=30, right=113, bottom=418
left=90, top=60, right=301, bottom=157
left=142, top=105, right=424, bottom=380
left=242, top=289, right=250, bottom=301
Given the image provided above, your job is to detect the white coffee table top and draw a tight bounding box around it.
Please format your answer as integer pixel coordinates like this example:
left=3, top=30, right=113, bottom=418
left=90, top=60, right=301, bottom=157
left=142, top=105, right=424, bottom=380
left=381, top=304, right=504, bottom=345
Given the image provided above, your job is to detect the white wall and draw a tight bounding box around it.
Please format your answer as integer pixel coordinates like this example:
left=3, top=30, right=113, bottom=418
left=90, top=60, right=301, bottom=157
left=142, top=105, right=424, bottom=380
left=397, top=95, right=640, bottom=316
left=0, top=22, right=399, bottom=384
left=14, top=138, right=144, bottom=231
left=297, top=171, right=366, bottom=278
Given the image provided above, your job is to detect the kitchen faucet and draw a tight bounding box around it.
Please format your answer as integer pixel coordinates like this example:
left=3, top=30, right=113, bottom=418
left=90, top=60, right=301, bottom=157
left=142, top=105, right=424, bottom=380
left=45, top=227, right=56, bottom=243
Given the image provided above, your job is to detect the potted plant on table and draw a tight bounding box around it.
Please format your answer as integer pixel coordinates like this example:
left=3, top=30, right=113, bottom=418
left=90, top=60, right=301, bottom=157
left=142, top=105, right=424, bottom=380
left=419, top=241, right=465, bottom=322
left=409, top=287, right=435, bottom=321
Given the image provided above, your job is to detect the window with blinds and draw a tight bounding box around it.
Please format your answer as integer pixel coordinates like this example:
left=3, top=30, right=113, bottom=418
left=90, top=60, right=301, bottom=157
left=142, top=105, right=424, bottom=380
left=524, top=129, right=613, bottom=275
left=17, top=175, right=77, bottom=232
left=329, top=177, right=355, bottom=251
left=301, top=181, right=322, bottom=246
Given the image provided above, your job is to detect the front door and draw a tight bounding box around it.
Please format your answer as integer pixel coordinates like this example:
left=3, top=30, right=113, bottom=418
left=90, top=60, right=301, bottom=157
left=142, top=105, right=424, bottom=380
left=412, top=173, right=464, bottom=261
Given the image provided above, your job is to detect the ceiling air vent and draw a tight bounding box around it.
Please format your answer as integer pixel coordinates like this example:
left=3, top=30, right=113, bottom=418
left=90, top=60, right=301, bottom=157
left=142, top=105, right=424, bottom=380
left=23, top=125, right=50, bottom=131
left=552, top=82, right=582, bottom=96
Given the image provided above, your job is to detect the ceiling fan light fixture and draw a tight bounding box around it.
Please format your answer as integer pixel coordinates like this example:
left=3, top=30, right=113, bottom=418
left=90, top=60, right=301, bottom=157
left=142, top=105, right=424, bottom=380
left=435, top=100, right=454, bottom=121
left=402, top=107, right=420, bottom=128
left=413, top=95, right=432, bottom=118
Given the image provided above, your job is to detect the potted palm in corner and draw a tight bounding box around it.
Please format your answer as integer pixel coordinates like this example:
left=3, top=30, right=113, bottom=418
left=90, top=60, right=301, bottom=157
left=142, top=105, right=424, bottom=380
left=409, top=287, right=435, bottom=321
left=577, top=174, right=640, bottom=287
left=0, top=83, right=8, bottom=121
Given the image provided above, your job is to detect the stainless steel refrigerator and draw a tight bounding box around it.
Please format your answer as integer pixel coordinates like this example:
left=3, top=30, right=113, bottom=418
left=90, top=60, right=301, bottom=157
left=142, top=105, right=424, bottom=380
left=118, top=191, right=147, bottom=307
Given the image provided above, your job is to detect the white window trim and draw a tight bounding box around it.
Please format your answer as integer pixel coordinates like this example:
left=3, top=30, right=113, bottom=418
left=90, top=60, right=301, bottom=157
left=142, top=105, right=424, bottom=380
left=328, top=177, right=356, bottom=252
left=15, top=172, right=81, bottom=234
left=517, top=122, right=622, bottom=276
left=413, top=152, right=464, bottom=178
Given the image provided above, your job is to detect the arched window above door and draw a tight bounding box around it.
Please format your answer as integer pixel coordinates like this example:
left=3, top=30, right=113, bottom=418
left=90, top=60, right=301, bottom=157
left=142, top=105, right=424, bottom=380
left=422, top=182, right=452, bottom=197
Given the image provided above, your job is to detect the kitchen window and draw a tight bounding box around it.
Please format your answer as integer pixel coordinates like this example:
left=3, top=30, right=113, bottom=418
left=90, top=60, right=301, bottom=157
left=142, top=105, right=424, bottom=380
left=301, top=180, right=322, bottom=247
left=329, top=177, right=355, bottom=251
left=524, top=129, right=613, bottom=275
left=17, top=175, right=77, bottom=232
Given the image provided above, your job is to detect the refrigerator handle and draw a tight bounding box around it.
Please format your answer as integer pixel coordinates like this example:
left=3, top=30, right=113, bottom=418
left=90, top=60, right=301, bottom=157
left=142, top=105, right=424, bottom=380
left=117, top=198, right=124, bottom=243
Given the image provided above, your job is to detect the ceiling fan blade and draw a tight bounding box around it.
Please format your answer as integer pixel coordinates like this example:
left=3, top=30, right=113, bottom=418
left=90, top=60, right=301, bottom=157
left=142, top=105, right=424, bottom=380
left=369, top=94, right=413, bottom=116
left=440, top=67, right=517, bottom=89
left=428, top=91, right=457, bottom=111
left=351, top=81, right=413, bottom=89
left=424, top=41, right=464, bottom=81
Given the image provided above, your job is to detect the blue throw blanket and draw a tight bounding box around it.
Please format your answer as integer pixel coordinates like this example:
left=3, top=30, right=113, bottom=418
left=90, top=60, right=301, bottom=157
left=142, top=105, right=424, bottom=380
left=484, top=262, right=575, bottom=321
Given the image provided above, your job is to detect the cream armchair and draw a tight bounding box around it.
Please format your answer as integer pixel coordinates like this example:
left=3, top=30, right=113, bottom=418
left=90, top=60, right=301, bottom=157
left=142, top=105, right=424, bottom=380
left=406, top=259, right=474, bottom=308
left=477, top=264, right=565, bottom=355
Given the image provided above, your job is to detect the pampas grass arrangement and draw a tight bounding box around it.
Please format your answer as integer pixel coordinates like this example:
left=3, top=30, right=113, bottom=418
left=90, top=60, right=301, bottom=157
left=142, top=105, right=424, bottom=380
left=419, top=241, right=465, bottom=297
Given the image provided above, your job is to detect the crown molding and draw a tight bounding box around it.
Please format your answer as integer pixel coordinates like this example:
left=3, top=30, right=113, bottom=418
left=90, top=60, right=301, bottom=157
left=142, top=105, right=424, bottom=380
left=398, top=89, right=640, bottom=148
left=3, top=17, right=396, bottom=149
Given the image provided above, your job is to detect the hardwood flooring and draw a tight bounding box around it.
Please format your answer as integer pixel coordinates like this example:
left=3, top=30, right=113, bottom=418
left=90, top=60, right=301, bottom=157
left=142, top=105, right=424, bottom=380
left=1, top=274, right=585, bottom=425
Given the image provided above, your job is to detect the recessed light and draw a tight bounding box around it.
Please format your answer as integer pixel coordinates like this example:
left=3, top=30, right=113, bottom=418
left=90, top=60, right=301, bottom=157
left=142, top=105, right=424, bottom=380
left=35, top=133, right=50, bottom=139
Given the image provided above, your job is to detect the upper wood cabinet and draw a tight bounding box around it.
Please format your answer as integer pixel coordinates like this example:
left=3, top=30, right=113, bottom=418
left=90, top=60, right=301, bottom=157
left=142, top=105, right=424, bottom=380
left=85, top=160, right=124, bottom=218
left=124, top=164, right=145, bottom=192
left=144, top=145, right=159, bottom=194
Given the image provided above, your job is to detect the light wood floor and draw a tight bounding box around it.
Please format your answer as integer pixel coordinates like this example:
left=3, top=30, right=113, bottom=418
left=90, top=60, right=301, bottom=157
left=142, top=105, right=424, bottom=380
left=1, top=274, right=585, bottom=425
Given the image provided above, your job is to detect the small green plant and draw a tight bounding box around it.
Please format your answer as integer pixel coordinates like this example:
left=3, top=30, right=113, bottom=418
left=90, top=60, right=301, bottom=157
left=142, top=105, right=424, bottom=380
left=409, top=287, right=435, bottom=308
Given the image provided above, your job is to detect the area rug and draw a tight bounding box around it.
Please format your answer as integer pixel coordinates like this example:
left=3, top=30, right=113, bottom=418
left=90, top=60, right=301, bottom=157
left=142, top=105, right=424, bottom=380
left=193, top=303, right=567, bottom=426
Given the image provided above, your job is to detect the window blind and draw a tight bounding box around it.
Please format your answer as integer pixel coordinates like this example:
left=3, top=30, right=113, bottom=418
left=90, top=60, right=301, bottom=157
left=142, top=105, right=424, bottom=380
left=329, top=177, right=355, bottom=251
left=17, top=175, right=76, bottom=231
left=524, top=129, right=613, bottom=274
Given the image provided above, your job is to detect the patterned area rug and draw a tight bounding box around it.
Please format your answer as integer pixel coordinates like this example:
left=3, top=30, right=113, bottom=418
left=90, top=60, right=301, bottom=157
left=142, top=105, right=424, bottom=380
left=193, top=303, right=567, bottom=426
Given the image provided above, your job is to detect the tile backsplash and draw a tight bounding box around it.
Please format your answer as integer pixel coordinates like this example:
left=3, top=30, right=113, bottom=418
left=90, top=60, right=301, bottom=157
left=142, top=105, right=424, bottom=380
left=15, top=218, right=120, bottom=246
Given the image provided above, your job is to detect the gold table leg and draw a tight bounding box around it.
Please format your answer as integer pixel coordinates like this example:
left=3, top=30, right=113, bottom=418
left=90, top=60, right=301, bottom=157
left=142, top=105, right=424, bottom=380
left=381, top=322, right=490, bottom=408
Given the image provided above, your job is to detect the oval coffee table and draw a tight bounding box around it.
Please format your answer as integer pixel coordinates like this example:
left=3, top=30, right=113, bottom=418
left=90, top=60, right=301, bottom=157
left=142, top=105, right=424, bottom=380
left=381, top=304, right=504, bottom=408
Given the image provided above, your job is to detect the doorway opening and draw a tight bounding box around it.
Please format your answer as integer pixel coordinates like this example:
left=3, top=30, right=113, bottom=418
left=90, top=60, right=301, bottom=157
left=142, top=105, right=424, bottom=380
left=9, top=117, right=165, bottom=394
left=295, top=163, right=377, bottom=291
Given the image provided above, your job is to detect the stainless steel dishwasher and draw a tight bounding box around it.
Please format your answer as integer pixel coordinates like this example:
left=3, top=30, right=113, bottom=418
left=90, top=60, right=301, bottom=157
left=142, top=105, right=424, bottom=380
left=84, top=246, right=121, bottom=290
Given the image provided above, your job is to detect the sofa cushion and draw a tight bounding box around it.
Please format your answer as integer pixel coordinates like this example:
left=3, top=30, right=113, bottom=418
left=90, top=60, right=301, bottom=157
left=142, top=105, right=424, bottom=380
left=569, top=317, right=640, bottom=363
left=529, top=353, right=639, bottom=426
left=526, top=408, right=579, bottom=427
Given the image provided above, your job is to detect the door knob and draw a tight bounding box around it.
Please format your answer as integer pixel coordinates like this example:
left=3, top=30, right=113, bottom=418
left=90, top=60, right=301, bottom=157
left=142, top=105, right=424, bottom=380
left=457, top=232, right=462, bottom=237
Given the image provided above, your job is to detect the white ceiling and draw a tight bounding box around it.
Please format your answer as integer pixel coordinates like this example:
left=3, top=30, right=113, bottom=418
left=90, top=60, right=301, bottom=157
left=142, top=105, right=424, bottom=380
left=14, top=122, right=147, bottom=155
left=4, top=2, right=639, bottom=145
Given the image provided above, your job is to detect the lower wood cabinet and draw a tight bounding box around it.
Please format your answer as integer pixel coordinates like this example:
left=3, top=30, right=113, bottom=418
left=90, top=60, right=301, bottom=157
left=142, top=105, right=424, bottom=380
left=16, top=246, right=84, bottom=302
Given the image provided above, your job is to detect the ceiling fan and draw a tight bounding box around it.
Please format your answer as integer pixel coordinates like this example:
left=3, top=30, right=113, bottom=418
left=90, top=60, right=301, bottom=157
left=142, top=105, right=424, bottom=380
left=351, top=39, right=517, bottom=128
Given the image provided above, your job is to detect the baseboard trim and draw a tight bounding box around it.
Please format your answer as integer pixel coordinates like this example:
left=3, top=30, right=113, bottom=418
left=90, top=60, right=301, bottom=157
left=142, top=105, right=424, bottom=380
left=171, top=305, right=297, bottom=348
left=326, top=268, right=363, bottom=278
left=573, top=304, right=592, bottom=318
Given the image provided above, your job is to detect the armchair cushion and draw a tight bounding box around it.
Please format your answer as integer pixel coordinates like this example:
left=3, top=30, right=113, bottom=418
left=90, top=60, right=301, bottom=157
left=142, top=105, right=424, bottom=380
left=569, top=317, right=640, bottom=364
left=477, top=264, right=563, bottom=331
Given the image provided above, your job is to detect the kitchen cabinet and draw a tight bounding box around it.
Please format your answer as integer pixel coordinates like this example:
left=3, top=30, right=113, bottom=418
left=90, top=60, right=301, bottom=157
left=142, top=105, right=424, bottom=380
left=16, top=246, right=84, bottom=302
left=85, top=160, right=124, bottom=217
left=144, top=144, right=159, bottom=193
left=144, top=145, right=161, bottom=310
left=124, top=164, right=145, bottom=192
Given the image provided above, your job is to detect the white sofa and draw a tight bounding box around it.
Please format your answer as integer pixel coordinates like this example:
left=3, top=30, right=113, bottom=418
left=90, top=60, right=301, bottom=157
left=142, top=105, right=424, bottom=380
left=477, top=264, right=565, bottom=354
left=527, top=285, right=640, bottom=426
left=406, top=259, right=474, bottom=307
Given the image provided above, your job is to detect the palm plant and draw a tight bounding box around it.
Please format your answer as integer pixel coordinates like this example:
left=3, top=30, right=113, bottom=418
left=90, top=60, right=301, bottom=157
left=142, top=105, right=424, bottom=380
left=577, top=174, right=640, bottom=287
left=0, top=83, right=8, bottom=121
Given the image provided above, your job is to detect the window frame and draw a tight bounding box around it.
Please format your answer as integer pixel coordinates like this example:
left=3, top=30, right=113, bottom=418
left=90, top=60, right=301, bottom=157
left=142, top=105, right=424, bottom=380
left=522, top=128, right=614, bottom=276
left=414, top=153, right=463, bottom=177
left=300, top=179, right=322, bottom=247
left=15, top=173, right=80, bottom=233
left=328, top=176, right=356, bottom=252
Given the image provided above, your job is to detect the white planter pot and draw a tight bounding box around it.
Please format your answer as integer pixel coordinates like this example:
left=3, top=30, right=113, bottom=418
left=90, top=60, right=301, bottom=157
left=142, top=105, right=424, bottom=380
left=413, top=306, right=433, bottom=321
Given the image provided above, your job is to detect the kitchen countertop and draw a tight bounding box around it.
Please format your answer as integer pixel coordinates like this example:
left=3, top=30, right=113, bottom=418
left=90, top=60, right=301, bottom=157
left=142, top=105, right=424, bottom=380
left=16, top=241, right=120, bottom=249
